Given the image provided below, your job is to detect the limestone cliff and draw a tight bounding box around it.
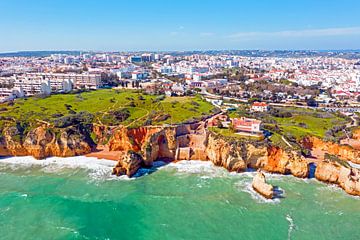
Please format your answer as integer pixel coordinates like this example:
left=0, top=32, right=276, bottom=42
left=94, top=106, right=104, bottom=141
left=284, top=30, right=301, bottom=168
left=108, top=124, right=309, bottom=178
left=315, top=160, right=360, bottom=196
left=2, top=121, right=358, bottom=197
left=256, top=146, right=309, bottom=178
left=302, top=136, right=360, bottom=164
left=0, top=125, right=93, bottom=159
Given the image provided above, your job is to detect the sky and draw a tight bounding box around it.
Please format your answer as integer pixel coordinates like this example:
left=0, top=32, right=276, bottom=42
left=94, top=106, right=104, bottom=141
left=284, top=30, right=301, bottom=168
left=1, top=0, right=360, bottom=52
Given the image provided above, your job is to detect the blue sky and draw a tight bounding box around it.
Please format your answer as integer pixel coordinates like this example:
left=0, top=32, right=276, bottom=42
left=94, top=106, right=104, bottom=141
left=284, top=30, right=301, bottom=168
left=1, top=0, right=360, bottom=52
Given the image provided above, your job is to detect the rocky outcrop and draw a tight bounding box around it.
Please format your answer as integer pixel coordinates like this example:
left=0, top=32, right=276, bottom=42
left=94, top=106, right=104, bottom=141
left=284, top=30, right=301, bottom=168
left=0, top=125, right=93, bottom=159
left=256, top=146, right=309, bottom=178
left=315, top=160, right=360, bottom=196
left=302, top=136, right=360, bottom=164
left=109, top=124, right=309, bottom=179
left=0, top=126, right=28, bottom=156
left=92, top=124, right=114, bottom=145
left=352, top=128, right=360, bottom=140
left=201, top=133, right=247, bottom=172
left=109, top=126, right=178, bottom=168
left=252, top=171, right=274, bottom=199
left=112, top=151, right=143, bottom=177
left=3, top=120, right=359, bottom=196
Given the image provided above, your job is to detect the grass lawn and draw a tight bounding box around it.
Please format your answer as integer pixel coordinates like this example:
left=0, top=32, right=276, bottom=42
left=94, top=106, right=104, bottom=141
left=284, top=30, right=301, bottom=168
left=209, top=127, right=264, bottom=141
left=272, top=114, right=346, bottom=139
left=268, top=132, right=288, bottom=148
left=0, top=89, right=216, bottom=128
left=229, top=106, right=348, bottom=141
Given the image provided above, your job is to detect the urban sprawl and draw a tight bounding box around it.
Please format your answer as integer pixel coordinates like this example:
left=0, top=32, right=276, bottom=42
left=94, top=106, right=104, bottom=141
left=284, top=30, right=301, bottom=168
left=1, top=51, right=360, bottom=110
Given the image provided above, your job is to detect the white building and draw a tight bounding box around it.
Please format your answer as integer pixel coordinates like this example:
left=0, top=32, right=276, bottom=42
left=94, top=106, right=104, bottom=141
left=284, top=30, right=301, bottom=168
left=251, top=102, right=269, bottom=112
left=14, top=77, right=51, bottom=96
left=0, top=87, right=24, bottom=102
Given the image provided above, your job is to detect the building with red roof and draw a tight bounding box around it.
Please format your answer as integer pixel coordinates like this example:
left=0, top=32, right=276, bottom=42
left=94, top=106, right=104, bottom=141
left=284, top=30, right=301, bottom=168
left=251, top=102, right=269, bottom=112
left=231, top=117, right=262, bottom=134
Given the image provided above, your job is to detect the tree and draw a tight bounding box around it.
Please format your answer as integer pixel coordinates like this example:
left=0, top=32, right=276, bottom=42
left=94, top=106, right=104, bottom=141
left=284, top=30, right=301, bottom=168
left=306, top=97, right=318, bottom=107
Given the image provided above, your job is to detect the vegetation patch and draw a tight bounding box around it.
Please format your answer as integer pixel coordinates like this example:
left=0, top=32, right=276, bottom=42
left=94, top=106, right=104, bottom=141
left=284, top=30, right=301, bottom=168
left=0, top=89, right=216, bottom=131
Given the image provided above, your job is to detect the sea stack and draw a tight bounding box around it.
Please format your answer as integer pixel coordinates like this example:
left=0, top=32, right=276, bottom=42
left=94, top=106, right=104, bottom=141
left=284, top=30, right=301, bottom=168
left=252, top=171, right=274, bottom=199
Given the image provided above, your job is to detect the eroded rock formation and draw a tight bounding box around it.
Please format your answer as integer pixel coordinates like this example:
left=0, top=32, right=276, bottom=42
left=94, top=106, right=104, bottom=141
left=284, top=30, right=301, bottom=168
left=0, top=125, right=93, bottom=159
left=108, top=123, right=309, bottom=178
left=112, top=151, right=144, bottom=177
left=252, top=171, right=274, bottom=199
left=315, top=160, right=360, bottom=196
left=1, top=121, right=359, bottom=196
left=302, top=136, right=360, bottom=164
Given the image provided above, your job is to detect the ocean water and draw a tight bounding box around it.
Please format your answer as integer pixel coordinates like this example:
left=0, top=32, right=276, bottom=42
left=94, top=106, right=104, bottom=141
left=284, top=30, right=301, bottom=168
left=0, top=157, right=359, bottom=240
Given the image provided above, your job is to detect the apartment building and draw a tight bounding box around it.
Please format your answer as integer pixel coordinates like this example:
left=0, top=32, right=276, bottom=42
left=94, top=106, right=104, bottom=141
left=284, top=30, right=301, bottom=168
left=0, top=87, right=24, bottom=102
left=23, top=73, right=102, bottom=90
left=14, top=76, right=51, bottom=96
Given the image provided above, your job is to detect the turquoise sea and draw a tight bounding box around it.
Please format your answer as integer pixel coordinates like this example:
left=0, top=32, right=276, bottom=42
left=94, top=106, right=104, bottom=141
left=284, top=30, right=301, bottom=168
left=0, top=156, right=359, bottom=240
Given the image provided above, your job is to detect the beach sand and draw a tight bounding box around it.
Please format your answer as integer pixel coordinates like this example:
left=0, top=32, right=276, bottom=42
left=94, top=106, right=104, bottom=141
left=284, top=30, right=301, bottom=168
left=86, top=146, right=123, bottom=161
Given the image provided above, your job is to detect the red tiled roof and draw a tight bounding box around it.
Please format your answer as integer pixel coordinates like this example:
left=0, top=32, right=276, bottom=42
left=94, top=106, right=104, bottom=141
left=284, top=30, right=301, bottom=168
left=252, top=102, right=268, bottom=107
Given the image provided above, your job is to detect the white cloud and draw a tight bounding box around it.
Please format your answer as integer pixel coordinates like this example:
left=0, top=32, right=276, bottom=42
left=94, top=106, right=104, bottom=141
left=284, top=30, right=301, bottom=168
left=227, top=27, right=360, bottom=41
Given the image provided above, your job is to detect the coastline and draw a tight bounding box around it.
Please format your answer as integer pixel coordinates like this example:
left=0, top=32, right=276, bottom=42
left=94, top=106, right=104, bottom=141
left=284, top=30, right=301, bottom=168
left=0, top=156, right=358, bottom=240
left=0, top=154, right=358, bottom=200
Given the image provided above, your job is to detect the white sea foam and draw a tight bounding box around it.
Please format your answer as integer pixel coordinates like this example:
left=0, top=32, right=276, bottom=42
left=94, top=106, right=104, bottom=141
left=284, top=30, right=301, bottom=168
left=316, top=181, right=360, bottom=199
left=235, top=180, right=281, bottom=204
left=0, top=156, right=121, bottom=181
left=56, top=226, right=79, bottom=234
left=164, top=160, right=231, bottom=178
left=286, top=214, right=295, bottom=240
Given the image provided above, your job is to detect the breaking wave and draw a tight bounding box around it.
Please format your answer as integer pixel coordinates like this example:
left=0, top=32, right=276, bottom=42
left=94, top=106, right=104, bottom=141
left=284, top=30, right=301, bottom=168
left=163, top=160, right=233, bottom=178
left=0, top=156, right=123, bottom=181
left=235, top=179, right=282, bottom=204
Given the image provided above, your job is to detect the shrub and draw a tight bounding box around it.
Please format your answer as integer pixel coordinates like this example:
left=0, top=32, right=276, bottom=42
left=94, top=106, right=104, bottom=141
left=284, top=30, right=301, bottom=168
left=112, top=109, right=130, bottom=122
left=190, top=101, right=200, bottom=107
left=270, top=109, right=292, bottom=118
left=127, top=101, right=136, bottom=107
left=53, top=111, right=94, bottom=128
left=154, top=95, right=165, bottom=102
left=298, top=122, right=308, bottom=128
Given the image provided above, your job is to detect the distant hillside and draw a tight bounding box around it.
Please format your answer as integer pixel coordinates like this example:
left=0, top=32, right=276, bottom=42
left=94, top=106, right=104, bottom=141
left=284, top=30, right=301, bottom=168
left=0, top=51, right=82, bottom=57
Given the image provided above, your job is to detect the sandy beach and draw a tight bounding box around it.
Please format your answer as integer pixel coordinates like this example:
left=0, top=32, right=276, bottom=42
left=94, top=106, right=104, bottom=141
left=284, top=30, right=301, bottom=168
left=86, top=146, right=122, bottom=161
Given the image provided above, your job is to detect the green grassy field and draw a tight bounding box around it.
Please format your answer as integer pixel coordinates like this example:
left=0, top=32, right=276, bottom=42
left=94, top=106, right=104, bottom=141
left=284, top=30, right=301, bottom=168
left=271, top=114, right=345, bottom=139
left=0, top=89, right=216, bottom=129
left=209, top=127, right=264, bottom=141
left=229, top=106, right=348, bottom=141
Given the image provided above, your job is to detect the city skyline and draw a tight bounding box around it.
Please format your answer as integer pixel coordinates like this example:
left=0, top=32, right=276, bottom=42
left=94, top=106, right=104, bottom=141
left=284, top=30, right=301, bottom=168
left=1, top=0, right=360, bottom=52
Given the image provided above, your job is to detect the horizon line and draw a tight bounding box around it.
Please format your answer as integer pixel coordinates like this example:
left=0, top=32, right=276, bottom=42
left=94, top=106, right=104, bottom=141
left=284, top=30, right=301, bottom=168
left=1, top=49, right=360, bottom=54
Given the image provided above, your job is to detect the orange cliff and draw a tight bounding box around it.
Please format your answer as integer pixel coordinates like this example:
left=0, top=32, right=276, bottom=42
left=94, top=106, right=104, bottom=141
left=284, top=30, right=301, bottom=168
left=110, top=123, right=309, bottom=179
left=315, top=160, right=360, bottom=196
left=302, top=136, right=360, bottom=164
left=0, top=125, right=93, bottom=159
left=1, top=122, right=360, bottom=196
